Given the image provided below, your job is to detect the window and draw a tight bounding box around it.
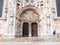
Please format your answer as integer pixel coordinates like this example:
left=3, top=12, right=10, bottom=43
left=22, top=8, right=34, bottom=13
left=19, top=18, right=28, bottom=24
left=0, top=0, right=4, bottom=17
left=56, top=0, right=60, bottom=17
left=31, top=0, right=33, bottom=3
left=25, top=0, right=29, bottom=2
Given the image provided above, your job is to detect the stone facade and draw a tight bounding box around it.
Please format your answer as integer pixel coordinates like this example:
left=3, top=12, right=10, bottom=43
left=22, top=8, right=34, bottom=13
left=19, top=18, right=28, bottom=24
left=0, top=0, right=60, bottom=39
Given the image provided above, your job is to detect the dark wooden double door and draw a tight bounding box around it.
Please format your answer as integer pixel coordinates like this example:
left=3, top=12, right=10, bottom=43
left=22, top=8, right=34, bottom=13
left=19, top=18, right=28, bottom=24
left=22, top=22, right=38, bottom=37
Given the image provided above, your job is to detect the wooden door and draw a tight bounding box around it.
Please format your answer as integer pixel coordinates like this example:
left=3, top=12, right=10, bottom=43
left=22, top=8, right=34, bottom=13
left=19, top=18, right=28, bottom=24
left=22, top=22, right=29, bottom=37
left=31, top=22, right=38, bottom=37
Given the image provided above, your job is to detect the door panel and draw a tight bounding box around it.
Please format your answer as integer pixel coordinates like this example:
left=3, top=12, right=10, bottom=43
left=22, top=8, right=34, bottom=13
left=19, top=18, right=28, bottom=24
left=31, top=23, right=38, bottom=37
left=22, top=22, right=29, bottom=37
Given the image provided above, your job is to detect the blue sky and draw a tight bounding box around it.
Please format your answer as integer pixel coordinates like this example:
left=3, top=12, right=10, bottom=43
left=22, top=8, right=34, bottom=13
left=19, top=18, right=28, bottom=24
left=56, top=0, right=60, bottom=16
left=0, top=0, right=4, bottom=17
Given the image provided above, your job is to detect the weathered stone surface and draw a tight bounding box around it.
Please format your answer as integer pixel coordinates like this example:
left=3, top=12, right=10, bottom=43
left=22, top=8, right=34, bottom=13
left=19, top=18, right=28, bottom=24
left=0, top=0, right=60, bottom=41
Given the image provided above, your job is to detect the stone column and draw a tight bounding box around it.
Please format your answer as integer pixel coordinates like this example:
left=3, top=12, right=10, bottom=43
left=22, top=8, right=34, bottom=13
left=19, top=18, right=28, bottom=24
left=21, top=22, right=23, bottom=37
left=5, top=0, right=16, bottom=38
left=29, top=22, right=31, bottom=37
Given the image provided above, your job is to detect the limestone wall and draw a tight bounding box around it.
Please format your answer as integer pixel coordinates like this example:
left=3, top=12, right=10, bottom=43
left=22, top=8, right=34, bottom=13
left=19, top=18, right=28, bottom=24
left=54, top=18, right=60, bottom=38
left=0, top=0, right=59, bottom=38
left=0, top=19, right=7, bottom=38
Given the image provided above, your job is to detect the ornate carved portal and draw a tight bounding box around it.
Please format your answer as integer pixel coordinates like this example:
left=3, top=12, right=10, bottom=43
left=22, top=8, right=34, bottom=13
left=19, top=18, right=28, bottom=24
left=16, top=9, right=39, bottom=37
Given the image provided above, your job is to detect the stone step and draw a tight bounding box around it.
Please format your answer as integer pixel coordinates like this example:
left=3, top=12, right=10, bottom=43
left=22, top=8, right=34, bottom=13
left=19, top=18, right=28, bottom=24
left=1, top=42, right=60, bottom=45
left=0, top=37, right=59, bottom=42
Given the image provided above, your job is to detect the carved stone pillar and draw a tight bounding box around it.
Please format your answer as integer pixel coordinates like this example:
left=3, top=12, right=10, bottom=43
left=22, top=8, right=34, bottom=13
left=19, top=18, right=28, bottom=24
left=21, top=22, right=23, bottom=37
left=29, top=22, right=31, bottom=37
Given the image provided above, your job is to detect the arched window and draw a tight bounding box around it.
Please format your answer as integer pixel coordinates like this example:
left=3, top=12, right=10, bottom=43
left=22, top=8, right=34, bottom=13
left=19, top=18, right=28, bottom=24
left=56, top=0, right=60, bottom=17
left=0, top=0, right=4, bottom=17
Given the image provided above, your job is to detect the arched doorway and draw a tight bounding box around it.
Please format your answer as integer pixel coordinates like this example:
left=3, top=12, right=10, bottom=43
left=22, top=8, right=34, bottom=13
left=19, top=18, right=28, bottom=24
left=16, top=6, right=40, bottom=37
left=22, top=22, right=29, bottom=37
left=31, top=22, right=38, bottom=37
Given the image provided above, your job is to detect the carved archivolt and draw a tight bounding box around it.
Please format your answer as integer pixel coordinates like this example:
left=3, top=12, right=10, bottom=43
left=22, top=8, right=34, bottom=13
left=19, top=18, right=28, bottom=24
left=15, top=5, right=41, bottom=37
left=17, top=5, right=41, bottom=17
left=20, top=9, right=39, bottom=22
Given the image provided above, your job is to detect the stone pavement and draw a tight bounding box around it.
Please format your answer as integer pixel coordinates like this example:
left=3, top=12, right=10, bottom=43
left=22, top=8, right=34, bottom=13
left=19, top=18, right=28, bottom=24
left=0, top=37, right=60, bottom=45
left=0, top=37, right=60, bottom=42
left=0, top=42, right=60, bottom=45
